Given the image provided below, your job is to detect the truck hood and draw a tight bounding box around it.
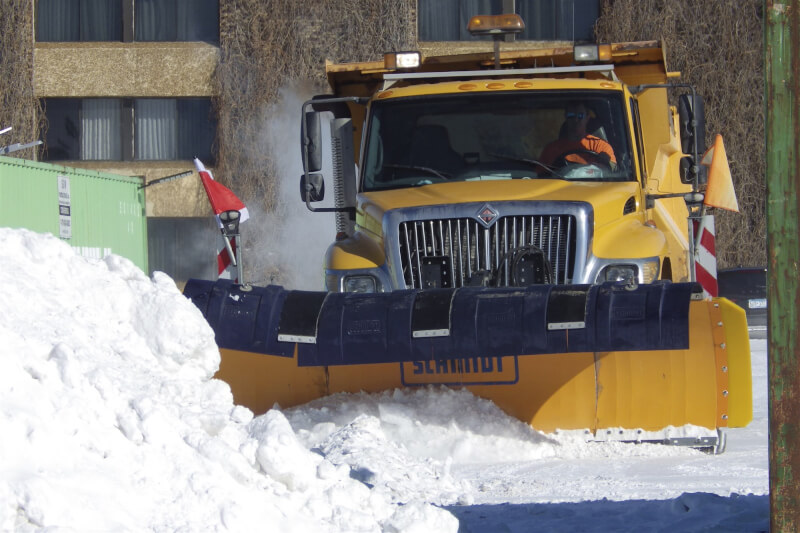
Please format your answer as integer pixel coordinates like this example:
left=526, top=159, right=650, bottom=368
left=358, top=179, right=641, bottom=233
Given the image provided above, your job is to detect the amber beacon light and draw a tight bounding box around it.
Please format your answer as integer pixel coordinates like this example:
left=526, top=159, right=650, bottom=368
left=467, top=14, right=525, bottom=35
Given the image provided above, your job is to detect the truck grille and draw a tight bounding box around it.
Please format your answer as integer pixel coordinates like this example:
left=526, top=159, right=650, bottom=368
left=398, top=215, right=576, bottom=288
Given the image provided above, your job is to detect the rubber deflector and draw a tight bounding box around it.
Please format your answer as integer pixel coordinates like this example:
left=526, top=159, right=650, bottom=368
left=183, top=280, right=694, bottom=366
left=277, top=291, right=328, bottom=342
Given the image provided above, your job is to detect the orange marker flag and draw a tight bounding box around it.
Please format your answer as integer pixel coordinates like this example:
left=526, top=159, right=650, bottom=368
left=701, top=134, right=739, bottom=212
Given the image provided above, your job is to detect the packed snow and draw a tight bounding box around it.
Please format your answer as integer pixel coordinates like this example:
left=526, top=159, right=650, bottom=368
left=0, top=227, right=768, bottom=532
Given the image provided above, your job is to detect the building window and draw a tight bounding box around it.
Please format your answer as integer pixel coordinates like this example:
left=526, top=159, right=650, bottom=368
left=134, top=0, right=219, bottom=42
left=36, top=0, right=123, bottom=41
left=36, top=0, right=219, bottom=44
left=418, top=0, right=599, bottom=42
left=42, top=98, right=216, bottom=163
left=418, top=0, right=503, bottom=41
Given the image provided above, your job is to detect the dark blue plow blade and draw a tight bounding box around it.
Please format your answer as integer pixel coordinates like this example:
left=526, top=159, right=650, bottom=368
left=183, top=280, right=698, bottom=367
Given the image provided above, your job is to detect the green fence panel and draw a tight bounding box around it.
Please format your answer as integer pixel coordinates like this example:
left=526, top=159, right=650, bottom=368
left=0, top=156, right=148, bottom=272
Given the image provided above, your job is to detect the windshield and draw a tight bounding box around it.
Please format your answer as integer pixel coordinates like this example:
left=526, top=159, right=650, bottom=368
left=361, top=90, right=634, bottom=191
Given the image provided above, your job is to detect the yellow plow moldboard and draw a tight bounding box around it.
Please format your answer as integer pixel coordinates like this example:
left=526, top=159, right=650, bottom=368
left=185, top=280, right=752, bottom=434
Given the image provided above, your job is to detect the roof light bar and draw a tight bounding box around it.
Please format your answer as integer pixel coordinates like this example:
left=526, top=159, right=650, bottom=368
left=382, top=64, right=616, bottom=82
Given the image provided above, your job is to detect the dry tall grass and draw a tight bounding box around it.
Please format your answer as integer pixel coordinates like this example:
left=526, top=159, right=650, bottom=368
left=0, top=0, right=43, bottom=159
left=596, top=0, right=765, bottom=267
left=216, top=0, right=415, bottom=212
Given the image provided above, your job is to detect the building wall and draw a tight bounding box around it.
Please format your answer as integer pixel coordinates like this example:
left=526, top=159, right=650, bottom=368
left=68, top=161, right=211, bottom=217
left=34, top=42, right=218, bottom=98
left=147, top=216, right=218, bottom=287
left=33, top=9, right=220, bottom=219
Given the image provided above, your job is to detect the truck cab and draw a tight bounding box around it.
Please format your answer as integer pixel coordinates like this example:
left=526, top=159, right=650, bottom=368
left=301, top=36, right=705, bottom=295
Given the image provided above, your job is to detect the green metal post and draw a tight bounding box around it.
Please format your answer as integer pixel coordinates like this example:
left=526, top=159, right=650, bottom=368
left=766, top=0, right=800, bottom=529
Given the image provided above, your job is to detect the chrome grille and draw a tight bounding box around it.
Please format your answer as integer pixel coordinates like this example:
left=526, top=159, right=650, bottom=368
left=398, top=215, right=576, bottom=288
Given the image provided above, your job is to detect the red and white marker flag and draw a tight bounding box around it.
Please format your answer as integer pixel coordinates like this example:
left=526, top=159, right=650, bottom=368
left=194, top=158, right=249, bottom=280
left=693, top=215, right=718, bottom=298
left=194, top=158, right=249, bottom=227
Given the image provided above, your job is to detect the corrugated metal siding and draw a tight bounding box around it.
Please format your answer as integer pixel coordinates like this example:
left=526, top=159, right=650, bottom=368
left=0, top=155, right=148, bottom=271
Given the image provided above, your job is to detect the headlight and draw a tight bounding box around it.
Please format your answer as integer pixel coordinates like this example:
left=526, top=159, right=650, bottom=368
left=344, top=275, right=378, bottom=293
left=599, top=264, right=637, bottom=284
left=596, top=259, right=660, bottom=284
left=326, top=268, right=391, bottom=292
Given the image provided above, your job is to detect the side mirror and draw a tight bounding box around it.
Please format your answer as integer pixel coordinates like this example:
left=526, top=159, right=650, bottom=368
left=302, top=111, right=322, bottom=173
left=678, top=93, right=707, bottom=185
left=300, top=173, right=325, bottom=202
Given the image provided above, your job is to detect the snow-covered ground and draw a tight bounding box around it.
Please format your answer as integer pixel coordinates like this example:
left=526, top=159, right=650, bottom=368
left=0, top=227, right=768, bottom=532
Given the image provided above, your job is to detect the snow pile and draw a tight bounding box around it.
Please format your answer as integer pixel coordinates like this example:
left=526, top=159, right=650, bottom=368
left=0, top=228, right=457, bottom=532
left=0, top=227, right=769, bottom=532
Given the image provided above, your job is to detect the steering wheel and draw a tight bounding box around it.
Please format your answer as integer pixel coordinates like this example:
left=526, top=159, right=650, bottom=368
left=552, top=148, right=612, bottom=170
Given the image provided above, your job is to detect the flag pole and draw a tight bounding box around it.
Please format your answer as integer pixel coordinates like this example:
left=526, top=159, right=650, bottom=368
left=235, top=233, right=245, bottom=285
left=221, top=233, right=237, bottom=268
left=218, top=209, right=245, bottom=285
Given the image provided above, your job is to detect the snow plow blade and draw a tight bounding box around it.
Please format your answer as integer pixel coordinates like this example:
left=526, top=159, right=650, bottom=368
left=184, top=279, right=752, bottom=436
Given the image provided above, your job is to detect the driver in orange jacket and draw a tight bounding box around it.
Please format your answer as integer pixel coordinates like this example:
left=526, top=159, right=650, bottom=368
left=539, top=102, right=617, bottom=170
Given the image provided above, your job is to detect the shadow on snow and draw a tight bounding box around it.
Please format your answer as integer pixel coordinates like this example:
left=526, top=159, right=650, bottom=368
left=444, top=492, right=768, bottom=533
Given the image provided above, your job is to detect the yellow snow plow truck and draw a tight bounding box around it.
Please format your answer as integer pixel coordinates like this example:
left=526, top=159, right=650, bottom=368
left=185, top=15, right=751, bottom=452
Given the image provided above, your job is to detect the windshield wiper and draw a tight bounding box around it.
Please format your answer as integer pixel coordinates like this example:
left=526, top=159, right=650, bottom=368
left=383, top=164, right=451, bottom=180
left=489, top=153, right=564, bottom=179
